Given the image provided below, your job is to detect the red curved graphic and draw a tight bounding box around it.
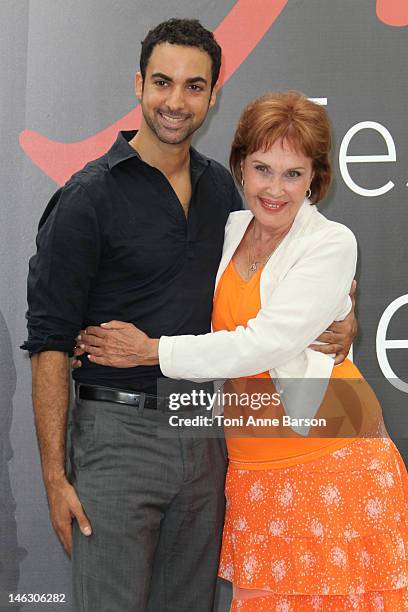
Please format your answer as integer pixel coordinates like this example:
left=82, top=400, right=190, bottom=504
left=376, top=0, right=408, bottom=26
left=20, top=0, right=288, bottom=185
left=20, top=107, right=143, bottom=187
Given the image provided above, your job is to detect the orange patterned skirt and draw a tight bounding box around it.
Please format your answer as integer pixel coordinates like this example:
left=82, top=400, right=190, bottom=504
left=219, top=438, right=408, bottom=610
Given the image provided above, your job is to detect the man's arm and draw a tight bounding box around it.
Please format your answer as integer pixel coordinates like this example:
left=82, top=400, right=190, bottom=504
left=22, top=181, right=103, bottom=553
left=31, top=351, right=92, bottom=555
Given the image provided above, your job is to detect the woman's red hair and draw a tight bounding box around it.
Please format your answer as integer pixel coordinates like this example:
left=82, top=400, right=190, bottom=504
left=230, top=91, right=332, bottom=203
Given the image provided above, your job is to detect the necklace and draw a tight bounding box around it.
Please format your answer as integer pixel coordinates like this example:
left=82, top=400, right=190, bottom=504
left=247, top=222, right=286, bottom=276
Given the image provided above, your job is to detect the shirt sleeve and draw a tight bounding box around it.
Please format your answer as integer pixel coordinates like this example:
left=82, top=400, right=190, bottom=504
left=159, top=225, right=357, bottom=379
left=21, top=181, right=101, bottom=356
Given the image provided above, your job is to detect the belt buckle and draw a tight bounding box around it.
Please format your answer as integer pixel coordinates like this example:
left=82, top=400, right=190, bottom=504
left=115, top=390, right=142, bottom=407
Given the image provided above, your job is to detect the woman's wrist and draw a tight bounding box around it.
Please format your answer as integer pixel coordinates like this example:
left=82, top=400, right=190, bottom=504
left=144, top=337, right=159, bottom=365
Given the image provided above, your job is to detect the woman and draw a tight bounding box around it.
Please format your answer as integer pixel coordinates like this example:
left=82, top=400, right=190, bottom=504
left=156, top=91, right=408, bottom=610
left=81, top=92, right=408, bottom=609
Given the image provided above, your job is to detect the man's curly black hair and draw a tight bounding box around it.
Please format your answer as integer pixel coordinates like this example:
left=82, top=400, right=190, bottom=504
left=140, top=18, right=222, bottom=89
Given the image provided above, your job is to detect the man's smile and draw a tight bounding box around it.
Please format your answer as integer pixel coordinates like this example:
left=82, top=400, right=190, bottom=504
left=157, top=110, right=191, bottom=128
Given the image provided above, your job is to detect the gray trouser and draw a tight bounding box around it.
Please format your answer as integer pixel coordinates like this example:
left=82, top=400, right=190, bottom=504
left=69, top=397, right=227, bottom=612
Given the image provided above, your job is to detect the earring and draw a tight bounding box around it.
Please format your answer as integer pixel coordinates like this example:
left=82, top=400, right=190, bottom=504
left=241, top=176, right=245, bottom=189
left=306, top=188, right=312, bottom=199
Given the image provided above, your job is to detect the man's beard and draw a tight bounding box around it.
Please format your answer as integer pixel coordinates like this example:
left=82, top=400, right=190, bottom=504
left=141, top=104, right=208, bottom=145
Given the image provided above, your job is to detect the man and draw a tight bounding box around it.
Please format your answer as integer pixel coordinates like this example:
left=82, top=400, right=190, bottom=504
left=23, top=18, right=355, bottom=612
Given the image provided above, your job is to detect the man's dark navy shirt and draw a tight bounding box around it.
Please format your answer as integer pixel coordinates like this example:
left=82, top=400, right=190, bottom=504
left=22, top=131, right=242, bottom=392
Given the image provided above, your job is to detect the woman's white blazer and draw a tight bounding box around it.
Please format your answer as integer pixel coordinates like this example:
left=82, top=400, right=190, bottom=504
left=159, top=200, right=357, bottom=392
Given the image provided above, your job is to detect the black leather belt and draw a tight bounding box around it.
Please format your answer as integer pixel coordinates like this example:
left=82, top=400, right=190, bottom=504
left=77, top=384, right=172, bottom=411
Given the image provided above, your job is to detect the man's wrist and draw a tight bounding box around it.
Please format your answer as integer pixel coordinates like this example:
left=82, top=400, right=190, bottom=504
left=43, top=468, right=67, bottom=488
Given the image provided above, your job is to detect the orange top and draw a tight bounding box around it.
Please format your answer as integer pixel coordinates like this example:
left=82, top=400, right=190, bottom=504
left=212, top=260, right=364, bottom=469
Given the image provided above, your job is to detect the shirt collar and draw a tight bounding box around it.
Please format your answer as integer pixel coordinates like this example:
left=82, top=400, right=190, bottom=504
left=107, top=131, right=141, bottom=169
left=107, top=130, right=212, bottom=172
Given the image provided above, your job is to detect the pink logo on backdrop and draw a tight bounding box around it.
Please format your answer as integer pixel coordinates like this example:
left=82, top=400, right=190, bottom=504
left=376, top=0, right=408, bottom=27
left=19, top=0, right=407, bottom=186
left=19, top=0, right=288, bottom=185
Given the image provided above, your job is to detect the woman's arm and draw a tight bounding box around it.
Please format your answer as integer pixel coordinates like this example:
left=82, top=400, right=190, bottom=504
left=159, top=225, right=357, bottom=380
left=76, top=225, right=357, bottom=377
